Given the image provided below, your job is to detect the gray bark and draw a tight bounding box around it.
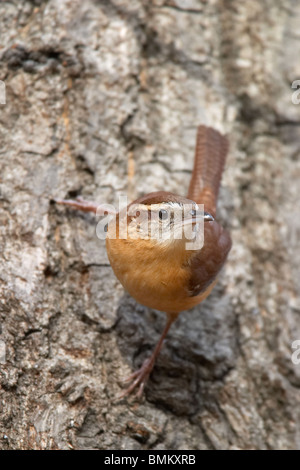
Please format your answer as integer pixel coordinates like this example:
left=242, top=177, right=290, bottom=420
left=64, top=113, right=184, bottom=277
left=0, top=0, right=300, bottom=450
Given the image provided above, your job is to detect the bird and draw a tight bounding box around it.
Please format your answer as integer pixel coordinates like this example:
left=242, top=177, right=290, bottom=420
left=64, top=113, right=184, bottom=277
left=55, top=125, right=232, bottom=399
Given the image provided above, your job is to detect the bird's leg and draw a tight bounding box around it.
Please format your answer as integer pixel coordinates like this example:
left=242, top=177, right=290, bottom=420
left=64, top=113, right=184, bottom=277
left=118, top=313, right=178, bottom=400
left=54, top=197, right=116, bottom=216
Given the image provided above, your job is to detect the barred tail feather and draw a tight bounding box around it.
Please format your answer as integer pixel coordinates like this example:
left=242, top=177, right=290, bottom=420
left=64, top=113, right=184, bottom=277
left=187, top=125, right=229, bottom=217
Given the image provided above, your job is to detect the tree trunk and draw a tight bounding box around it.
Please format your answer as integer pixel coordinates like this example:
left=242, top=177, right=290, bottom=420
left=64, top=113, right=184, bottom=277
left=0, top=0, right=300, bottom=450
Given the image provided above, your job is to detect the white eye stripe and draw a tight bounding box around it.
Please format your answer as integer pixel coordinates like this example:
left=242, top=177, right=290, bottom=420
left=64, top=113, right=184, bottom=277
left=128, top=201, right=198, bottom=219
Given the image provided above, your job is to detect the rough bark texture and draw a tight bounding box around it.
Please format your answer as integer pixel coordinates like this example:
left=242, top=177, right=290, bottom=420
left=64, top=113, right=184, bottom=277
left=0, top=0, right=300, bottom=450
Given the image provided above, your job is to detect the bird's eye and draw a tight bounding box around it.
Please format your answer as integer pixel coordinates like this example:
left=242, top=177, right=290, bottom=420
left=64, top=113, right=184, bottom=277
left=204, top=211, right=214, bottom=221
left=159, top=209, right=168, bottom=220
left=190, top=208, right=197, bottom=217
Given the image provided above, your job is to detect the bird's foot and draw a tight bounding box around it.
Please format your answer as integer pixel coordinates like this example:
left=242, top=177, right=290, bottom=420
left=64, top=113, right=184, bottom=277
left=118, top=358, right=155, bottom=400
left=116, top=315, right=177, bottom=401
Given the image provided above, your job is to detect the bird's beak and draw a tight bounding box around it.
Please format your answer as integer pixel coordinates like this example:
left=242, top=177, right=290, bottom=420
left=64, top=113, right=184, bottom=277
left=181, top=211, right=214, bottom=227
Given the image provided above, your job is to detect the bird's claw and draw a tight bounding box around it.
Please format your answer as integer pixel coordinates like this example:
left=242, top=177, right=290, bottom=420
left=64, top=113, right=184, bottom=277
left=117, top=358, right=154, bottom=400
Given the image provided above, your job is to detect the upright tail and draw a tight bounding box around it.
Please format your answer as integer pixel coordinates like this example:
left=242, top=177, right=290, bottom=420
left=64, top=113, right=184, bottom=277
left=187, top=125, right=229, bottom=217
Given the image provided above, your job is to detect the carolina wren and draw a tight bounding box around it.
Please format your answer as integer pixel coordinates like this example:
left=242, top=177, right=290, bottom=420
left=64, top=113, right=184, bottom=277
left=55, top=125, right=232, bottom=398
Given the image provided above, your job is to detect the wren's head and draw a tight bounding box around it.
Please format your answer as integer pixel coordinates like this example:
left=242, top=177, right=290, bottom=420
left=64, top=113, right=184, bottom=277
left=107, top=191, right=215, bottom=251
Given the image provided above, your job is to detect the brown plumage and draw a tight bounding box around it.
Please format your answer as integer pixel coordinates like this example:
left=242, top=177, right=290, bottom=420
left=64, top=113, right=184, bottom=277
left=55, top=125, right=232, bottom=399
left=188, top=125, right=229, bottom=217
